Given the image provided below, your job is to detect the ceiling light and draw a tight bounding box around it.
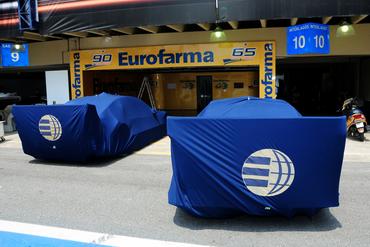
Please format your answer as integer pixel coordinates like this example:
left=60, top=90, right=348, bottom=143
left=336, top=20, right=355, bottom=37
left=104, top=36, right=112, bottom=42
left=211, top=26, right=226, bottom=41
left=210, top=0, right=226, bottom=42
left=11, top=43, right=25, bottom=52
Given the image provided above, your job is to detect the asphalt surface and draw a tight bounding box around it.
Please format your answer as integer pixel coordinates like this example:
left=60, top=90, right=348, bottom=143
left=0, top=134, right=369, bottom=246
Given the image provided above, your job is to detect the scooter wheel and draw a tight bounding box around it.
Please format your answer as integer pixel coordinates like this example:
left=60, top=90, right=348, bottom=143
left=359, top=133, right=365, bottom=142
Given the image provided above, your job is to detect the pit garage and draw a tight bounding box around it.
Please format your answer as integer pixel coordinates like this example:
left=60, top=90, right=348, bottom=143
left=277, top=56, right=370, bottom=118
left=82, top=69, right=259, bottom=115
left=0, top=70, right=46, bottom=132
left=0, top=66, right=70, bottom=133
left=0, top=71, right=46, bottom=109
left=70, top=41, right=275, bottom=116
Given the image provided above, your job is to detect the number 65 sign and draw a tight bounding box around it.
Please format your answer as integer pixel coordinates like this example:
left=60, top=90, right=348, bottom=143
left=1, top=43, right=29, bottom=67
left=287, top=23, right=330, bottom=55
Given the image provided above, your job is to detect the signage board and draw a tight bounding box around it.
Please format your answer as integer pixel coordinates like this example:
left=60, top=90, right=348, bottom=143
left=287, top=23, right=330, bottom=55
left=70, top=41, right=276, bottom=99
left=1, top=43, right=29, bottom=67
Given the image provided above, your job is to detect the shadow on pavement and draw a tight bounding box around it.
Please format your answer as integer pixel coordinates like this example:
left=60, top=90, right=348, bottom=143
left=346, top=136, right=368, bottom=142
left=28, top=155, right=127, bottom=168
left=26, top=137, right=169, bottom=168
left=173, top=208, right=341, bottom=232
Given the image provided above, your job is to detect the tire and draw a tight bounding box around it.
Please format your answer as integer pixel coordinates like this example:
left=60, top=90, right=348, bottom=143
left=348, top=126, right=356, bottom=137
left=359, top=133, right=365, bottom=142
left=347, top=130, right=352, bottom=137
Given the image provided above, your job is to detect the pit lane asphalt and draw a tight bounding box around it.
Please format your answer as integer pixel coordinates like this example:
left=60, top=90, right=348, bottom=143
left=0, top=134, right=369, bottom=247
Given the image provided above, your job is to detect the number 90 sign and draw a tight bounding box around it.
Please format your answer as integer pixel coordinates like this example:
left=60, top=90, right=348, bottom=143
left=287, top=23, right=330, bottom=55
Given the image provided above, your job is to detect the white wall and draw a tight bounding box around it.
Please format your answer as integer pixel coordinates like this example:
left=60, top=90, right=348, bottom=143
left=45, top=70, right=70, bottom=105
left=30, top=40, right=69, bottom=66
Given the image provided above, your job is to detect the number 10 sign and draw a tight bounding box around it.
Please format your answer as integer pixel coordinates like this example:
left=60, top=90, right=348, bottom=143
left=287, top=23, right=330, bottom=55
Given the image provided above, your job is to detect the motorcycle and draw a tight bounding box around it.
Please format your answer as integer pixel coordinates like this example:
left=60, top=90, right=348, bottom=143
left=341, top=98, right=367, bottom=142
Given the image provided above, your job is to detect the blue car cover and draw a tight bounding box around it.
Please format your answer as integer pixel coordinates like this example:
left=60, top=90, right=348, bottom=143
left=13, top=93, right=166, bottom=162
left=168, top=97, right=346, bottom=217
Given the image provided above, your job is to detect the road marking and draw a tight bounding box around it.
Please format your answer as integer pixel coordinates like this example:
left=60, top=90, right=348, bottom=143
left=0, top=220, right=209, bottom=247
left=136, top=151, right=171, bottom=156
left=343, top=160, right=370, bottom=163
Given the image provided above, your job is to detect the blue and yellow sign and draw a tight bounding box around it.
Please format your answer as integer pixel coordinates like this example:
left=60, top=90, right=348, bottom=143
left=70, top=41, right=276, bottom=99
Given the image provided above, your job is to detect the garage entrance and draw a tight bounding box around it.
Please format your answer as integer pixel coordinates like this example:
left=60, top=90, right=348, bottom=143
left=82, top=68, right=259, bottom=115
left=70, top=41, right=277, bottom=106
left=277, top=56, right=370, bottom=117
left=0, top=71, right=46, bottom=110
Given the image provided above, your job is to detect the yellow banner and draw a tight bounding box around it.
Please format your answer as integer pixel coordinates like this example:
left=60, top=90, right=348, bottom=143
left=70, top=41, right=276, bottom=99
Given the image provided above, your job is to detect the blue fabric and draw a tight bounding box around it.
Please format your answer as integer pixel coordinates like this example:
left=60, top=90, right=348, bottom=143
left=198, top=96, right=302, bottom=118
left=168, top=97, right=346, bottom=217
left=13, top=93, right=166, bottom=162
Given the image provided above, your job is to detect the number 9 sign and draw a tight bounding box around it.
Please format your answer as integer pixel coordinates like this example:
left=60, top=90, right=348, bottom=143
left=1, top=43, right=29, bottom=67
left=11, top=52, right=20, bottom=62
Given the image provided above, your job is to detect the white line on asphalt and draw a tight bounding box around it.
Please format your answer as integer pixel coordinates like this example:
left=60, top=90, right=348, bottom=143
left=136, top=151, right=171, bottom=156
left=343, top=160, right=370, bottom=163
left=0, top=220, right=210, bottom=247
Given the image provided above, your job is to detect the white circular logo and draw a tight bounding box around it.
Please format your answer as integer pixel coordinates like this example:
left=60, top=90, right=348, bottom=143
left=242, top=149, right=295, bottom=197
left=38, top=115, right=62, bottom=141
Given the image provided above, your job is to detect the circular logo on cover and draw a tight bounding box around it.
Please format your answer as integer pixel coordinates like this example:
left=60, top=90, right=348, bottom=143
left=38, top=115, right=62, bottom=141
left=242, top=149, right=295, bottom=197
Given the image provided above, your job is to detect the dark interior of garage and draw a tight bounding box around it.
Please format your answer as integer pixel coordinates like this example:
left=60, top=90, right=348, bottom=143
left=0, top=71, right=46, bottom=110
left=277, top=56, right=370, bottom=119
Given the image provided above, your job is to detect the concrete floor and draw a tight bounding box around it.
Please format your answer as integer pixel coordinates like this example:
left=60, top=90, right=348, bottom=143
left=0, top=133, right=369, bottom=246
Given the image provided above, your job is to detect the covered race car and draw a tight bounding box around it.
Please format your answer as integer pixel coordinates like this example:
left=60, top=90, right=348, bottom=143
left=168, top=96, right=346, bottom=217
left=13, top=93, right=166, bottom=162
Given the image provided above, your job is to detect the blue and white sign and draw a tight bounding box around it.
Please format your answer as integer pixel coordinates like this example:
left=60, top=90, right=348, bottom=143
left=1, top=43, right=29, bottom=67
left=242, top=149, right=295, bottom=197
left=287, top=22, right=330, bottom=55
left=38, top=115, right=63, bottom=141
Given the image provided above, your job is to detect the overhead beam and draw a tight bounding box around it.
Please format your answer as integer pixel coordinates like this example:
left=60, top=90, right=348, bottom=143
left=112, top=27, right=135, bottom=35
left=197, top=23, right=210, bottom=31
left=0, top=38, right=18, bottom=43
left=351, top=15, right=368, bottom=24
left=64, top=32, right=88, bottom=38
left=228, top=21, right=238, bottom=29
left=138, top=26, right=159, bottom=33
left=23, top=31, right=61, bottom=40
left=45, top=35, right=63, bottom=40
left=290, top=17, right=298, bottom=26
left=322, top=16, right=332, bottom=24
left=260, top=19, right=267, bottom=28
left=87, top=30, right=109, bottom=36
left=167, top=24, right=185, bottom=32
left=20, top=31, right=46, bottom=41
